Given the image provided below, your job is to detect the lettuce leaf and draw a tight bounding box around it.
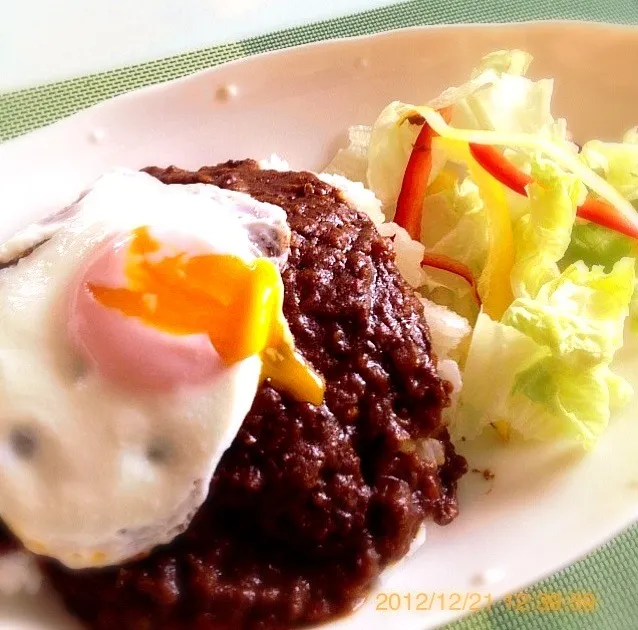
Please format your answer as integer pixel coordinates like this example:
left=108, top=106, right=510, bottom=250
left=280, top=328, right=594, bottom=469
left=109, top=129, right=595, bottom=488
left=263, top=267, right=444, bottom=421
left=421, top=176, right=488, bottom=274
left=452, top=312, right=546, bottom=440
left=510, top=158, right=586, bottom=299
left=561, top=220, right=638, bottom=329
left=561, top=220, right=638, bottom=271
left=323, top=125, right=372, bottom=184
left=453, top=258, right=634, bottom=447
left=504, top=259, right=633, bottom=367
left=580, top=129, right=638, bottom=202
left=428, top=49, right=574, bottom=150
left=508, top=359, right=632, bottom=443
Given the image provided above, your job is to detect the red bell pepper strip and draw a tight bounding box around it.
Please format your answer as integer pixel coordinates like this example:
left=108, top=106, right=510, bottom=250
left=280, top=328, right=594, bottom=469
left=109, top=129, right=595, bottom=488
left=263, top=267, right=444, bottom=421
left=394, top=108, right=453, bottom=241
left=577, top=198, right=638, bottom=240
left=469, top=142, right=638, bottom=239
left=468, top=143, right=532, bottom=196
left=394, top=122, right=436, bottom=241
left=421, top=253, right=481, bottom=306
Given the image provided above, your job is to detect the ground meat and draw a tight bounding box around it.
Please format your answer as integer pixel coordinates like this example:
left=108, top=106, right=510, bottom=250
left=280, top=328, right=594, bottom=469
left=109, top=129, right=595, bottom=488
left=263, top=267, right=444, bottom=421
left=44, top=161, right=467, bottom=629
left=0, top=523, right=17, bottom=555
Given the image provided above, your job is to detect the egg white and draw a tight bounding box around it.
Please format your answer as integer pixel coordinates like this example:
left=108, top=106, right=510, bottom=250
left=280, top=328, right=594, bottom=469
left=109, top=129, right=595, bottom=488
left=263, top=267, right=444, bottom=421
left=0, top=170, right=289, bottom=569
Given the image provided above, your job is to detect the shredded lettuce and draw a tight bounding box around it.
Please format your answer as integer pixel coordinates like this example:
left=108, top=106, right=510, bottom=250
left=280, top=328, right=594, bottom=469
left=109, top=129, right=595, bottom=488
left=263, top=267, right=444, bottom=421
left=325, top=48, right=638, bottom=448
left=580, top=130, right=638, bottom=203
left=454, top=259, right=635, bottom=446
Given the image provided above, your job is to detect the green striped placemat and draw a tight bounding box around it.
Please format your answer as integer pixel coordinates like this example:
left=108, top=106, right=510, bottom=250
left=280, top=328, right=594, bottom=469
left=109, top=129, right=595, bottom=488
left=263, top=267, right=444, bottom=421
left=1, top=1, right=637, bottom=629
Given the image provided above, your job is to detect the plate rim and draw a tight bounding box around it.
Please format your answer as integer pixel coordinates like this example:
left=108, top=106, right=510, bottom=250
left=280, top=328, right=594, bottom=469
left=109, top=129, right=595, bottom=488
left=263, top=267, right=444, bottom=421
left=2, top=19, right=638, bottom=153
left=1, top=19, right=638, bottom=630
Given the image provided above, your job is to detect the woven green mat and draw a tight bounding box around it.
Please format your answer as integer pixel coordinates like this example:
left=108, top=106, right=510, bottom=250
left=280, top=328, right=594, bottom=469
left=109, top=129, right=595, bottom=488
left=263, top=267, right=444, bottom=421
left=1, top=1, right=638, bottom=629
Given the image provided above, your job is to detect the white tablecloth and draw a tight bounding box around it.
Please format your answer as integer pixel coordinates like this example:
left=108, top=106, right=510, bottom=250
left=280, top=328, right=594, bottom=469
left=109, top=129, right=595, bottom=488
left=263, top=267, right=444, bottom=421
left=1, top=0, right=396, bottom=92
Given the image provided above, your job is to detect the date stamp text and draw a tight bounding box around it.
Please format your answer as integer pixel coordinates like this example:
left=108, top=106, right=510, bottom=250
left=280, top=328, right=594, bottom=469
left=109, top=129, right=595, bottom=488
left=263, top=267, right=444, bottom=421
left=375, top=591, right=598, bottom=613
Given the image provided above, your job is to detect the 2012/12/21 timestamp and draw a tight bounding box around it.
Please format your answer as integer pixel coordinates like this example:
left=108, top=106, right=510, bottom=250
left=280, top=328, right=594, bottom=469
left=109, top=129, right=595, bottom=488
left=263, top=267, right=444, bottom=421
left=375, top=591, right=598, bottom=613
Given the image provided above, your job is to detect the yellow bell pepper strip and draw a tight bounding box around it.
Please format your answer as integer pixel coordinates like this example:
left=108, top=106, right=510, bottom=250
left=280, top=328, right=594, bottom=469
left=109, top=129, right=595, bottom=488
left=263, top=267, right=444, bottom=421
left=466, top=150, right=515, bottom=319
left=432, top=136, right=516, bottom=319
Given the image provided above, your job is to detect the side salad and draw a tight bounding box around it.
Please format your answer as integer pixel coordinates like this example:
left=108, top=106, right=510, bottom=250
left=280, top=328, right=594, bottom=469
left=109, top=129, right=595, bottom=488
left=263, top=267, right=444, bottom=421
left=325, top=50, right=638, bottom=448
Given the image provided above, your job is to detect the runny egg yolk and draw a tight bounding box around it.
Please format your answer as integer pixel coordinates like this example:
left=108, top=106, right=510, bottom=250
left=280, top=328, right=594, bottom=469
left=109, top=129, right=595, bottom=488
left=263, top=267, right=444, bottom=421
left=88, top=226, right=324, bottom=405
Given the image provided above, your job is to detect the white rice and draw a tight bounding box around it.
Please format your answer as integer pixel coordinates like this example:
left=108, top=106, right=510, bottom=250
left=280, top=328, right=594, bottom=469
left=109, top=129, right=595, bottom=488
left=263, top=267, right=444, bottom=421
left=419, top=297, right=472, bottom=361
left=258, top=153, right=291, bottom=173
left=317, top=172, right=386, bottom=227
left=0, top=551, right=42, bottom=596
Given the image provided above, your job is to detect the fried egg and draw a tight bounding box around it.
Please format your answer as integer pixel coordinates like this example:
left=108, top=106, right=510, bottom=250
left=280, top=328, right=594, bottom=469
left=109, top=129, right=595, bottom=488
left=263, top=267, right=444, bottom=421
left=0, top=169, right=322, bottom=569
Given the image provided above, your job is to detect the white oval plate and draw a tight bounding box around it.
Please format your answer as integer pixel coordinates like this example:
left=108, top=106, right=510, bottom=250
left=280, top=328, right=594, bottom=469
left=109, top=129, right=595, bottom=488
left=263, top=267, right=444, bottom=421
left=1, top=21, right=638, bottom=630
